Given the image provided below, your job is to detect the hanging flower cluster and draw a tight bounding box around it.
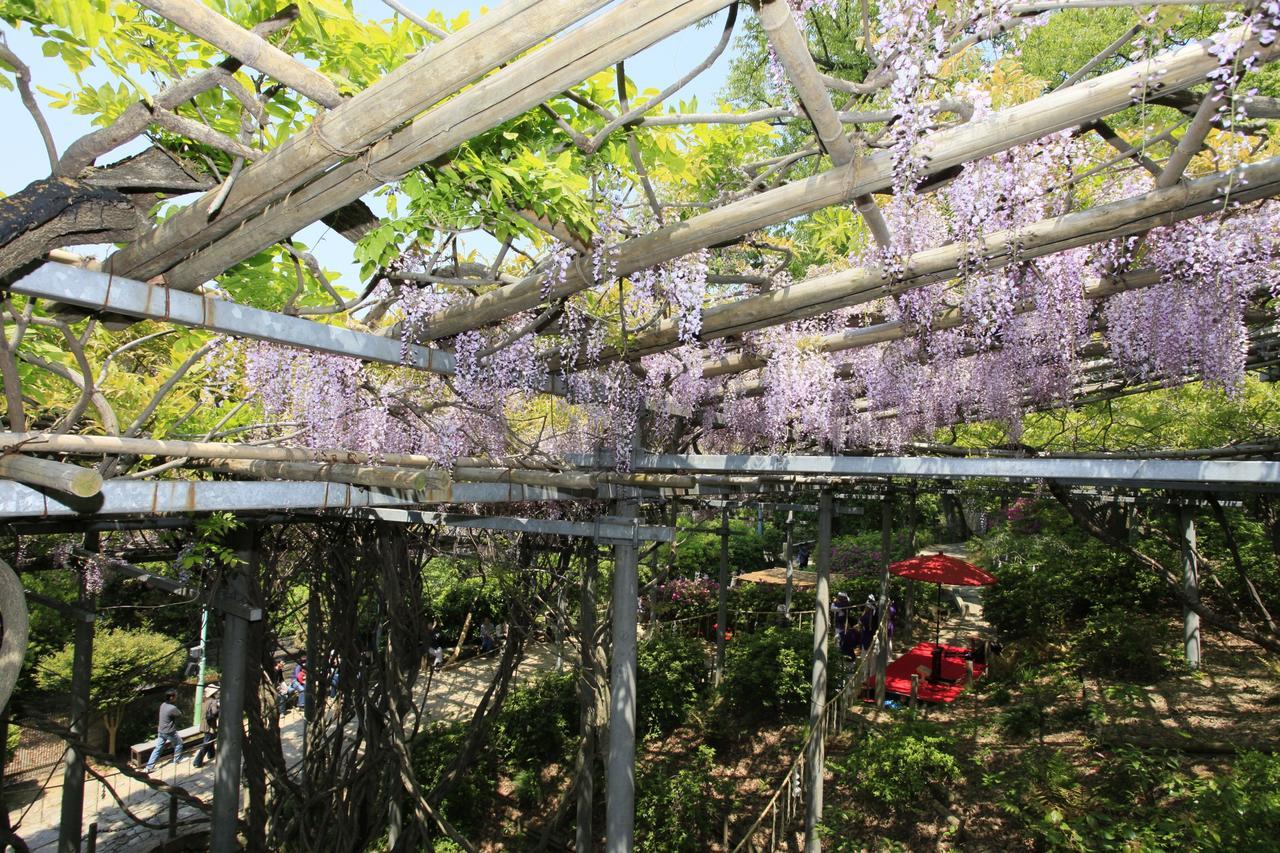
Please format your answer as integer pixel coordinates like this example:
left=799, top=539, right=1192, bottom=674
left=1105, top=203, right=1280, bottom=393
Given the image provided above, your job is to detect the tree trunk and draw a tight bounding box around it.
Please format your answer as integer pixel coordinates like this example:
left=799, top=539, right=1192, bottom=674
left=0, top=178, right=146, bottom=279
left=104, top=711, right=121, bottom=756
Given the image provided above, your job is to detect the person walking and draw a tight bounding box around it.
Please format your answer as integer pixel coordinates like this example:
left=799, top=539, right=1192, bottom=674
left=832, top=591, right=851, bottom=634
left=192, top=685, right=219, bottom=768
left=427, top=625, right=444, bottom=670
left=859, top=597, right=878, bottom=653
left=144, top=690, right=186, bottom=773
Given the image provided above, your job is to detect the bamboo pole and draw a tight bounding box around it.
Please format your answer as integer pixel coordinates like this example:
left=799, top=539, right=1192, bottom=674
left=755, top=0, right=890, bottom=246
left=138, top=0, right=732, bottom=290
left=452, top=466, right=697, bottom=491
left=0, top=454, right=103, bottom=498
left=1157, top=91, right=1221, bottom=187
left=703, top=269, right=1165, bottom=388
left=205, top=458, right=446, bottom=491
left=0, top=432, right=446, bottom=471
left=107, top=0, right=618, bottom=283
left=134, top=0, right=344, bottom=107
left=618, top=155, right=1280, bottom=360
left=453, top=466, right=596, bottom=491
left=417, top=25, right=1276, bottom=341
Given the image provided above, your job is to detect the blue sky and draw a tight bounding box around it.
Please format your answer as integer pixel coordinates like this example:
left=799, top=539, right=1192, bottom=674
left=0, top=1, right=737, bottom=290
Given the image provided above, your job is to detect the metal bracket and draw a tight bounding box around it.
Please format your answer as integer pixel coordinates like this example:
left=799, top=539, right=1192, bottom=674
left=592, top=515, right=643, bottom=546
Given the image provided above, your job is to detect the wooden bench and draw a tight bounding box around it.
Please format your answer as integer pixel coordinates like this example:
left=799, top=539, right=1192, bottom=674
left=129, top=725, right=203, bottom=767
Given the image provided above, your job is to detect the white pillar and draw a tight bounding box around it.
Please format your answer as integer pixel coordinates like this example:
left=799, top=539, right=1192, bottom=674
left=804, top=491, right=832, bottom=852
left=606, top=501, right=639, bottom=852
left=1180, top=507, right=1201, bottom=669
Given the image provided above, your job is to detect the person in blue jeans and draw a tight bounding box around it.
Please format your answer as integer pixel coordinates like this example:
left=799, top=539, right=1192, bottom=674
left=290, top=657, right=307, bottom=710
left=144, top=690, right=186, bottom=773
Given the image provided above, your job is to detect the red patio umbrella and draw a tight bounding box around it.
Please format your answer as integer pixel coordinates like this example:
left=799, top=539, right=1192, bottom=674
left=890, top=553, right=996, bottom=672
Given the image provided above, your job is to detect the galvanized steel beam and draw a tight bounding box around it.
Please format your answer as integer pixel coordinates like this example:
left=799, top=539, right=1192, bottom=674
left=0, top=479, right=576, bottom=519
left=9, top=262, right=457, bottom=374
left=568, top=453, right=1280, bottom=489
left=359, top=507, right=672, bottom=541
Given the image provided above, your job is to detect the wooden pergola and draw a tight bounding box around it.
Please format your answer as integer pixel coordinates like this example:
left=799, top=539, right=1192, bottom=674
left=2, top=1, right=1280, bottom=850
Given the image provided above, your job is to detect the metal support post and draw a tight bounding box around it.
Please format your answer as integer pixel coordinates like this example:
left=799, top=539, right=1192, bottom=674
left=876, top=497, right=892, bottom=708
left=58, top=531, right=96, bottom=853
left=195, top=605, right=210, bottom=722
left=804, top=490, right=833, bottom=852
left=577, top=544, right=600, bottom=853
left=1180, top=507, right=1201, bottom=669
left=606, top=501, right=639, bottom=853
left=904, top=488, right=917, bottom=641
left=783, top=510, right=795, bottom=616
left=211, top=523, right=256, bottom=853
left=714, top=507, right=730, bottom=684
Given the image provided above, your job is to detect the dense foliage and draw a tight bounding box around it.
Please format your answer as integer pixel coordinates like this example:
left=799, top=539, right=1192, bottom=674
left=637, top=633, right=709, bottom=739
left=829, top=717, right=960, bottom=810
left=718, top=626, right=812, bottom=723
left=984, top=746, right=1280, bottom=851
left=635, top=745, right=732, bottom=853
left=979, top=499, right=1165, bottom=647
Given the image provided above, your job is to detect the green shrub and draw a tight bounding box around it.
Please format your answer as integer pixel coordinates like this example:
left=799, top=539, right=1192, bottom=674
left=984, top=745, right=1280, bottom=851
left=1072, top=608, right=1173, bottom=682
left=652, top=577, right=718, bottom=622
left=409, top=720, right=497, bottom=833
left=980, top=504, right=1164, bottom=647
left=1187, top=750, right=1280, bottom=849
left=832, top=718, right=959, bottom=809
left=637, top=634, right=708, bottom=739
left=997, top=702, right=1043, bottom=740
left=668, top=518, right=772, bottom=578
left=635, top=745, right=731, bottom=852
left=421, top=556, right=506, bottom=641
left=511, top=766, right=544, bottom=810
left=828, top=531, right=914, bottom=576
left=718, top=627, right=811, bottom=722
left=495, top=670, right=577, bottom=768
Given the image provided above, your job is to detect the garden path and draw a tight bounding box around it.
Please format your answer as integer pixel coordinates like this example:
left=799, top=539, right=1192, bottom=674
left=6, top=643, right=561, bottom=853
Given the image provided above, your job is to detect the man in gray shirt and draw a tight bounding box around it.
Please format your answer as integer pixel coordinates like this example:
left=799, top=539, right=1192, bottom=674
left=144, top=690, right=186, bottom=772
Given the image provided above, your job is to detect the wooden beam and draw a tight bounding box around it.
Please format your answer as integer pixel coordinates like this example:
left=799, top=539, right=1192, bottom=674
left=157, top=0, right=731, bottom=290
left=614, top=155, right=1280, bottom=360
left=754, top=0, right=890, bottom=246
left=0, top=432, right=445, bottom=470
left=135, top=0, right=344, bottom=107
left=205, top=458, right=446, bottom=491
left=106, top=0, right=617, bottom=284
left=699, top=268, right=1164, bottom=380
left=414, top=24, right=1277, bottom=341
left=0, top=454, right=103, bottom=498
left=110, top=0, right=724, bottom=290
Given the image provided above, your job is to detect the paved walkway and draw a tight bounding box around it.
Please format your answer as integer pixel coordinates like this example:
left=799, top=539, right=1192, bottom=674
left=6, top=644, right=563, bottom=852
